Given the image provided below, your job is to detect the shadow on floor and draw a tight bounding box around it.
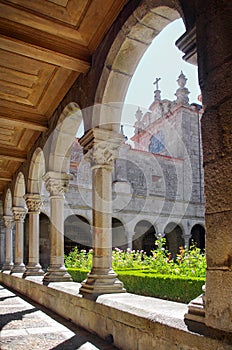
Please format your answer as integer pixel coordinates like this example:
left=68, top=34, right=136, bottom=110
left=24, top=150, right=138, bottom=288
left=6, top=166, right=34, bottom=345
left=0, top=308, right=36, bottom=330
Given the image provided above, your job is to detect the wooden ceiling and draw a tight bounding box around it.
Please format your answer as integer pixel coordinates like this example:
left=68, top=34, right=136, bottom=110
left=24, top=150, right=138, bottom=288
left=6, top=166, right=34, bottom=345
left=0, top=0, right=127, bottom=196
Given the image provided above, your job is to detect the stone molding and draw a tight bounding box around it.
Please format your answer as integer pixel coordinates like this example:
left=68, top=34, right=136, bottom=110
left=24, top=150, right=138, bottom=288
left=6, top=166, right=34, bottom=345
left=43, top=171, right=71, bottom=196
left=79, top=128, right=124, bottom=168
left=175, top=26, right=197, bottom=66
left=24, top=194, right=42, bottom=213
left=3, top=215, right=14, bottom=230
left=12, top=207, right=27, bottom=222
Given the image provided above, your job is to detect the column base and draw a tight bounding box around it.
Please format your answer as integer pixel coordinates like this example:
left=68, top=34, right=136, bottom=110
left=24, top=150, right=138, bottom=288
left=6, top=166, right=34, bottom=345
left=1, top=262, right=14, bottom=272
left=80, top=268, right=126, bottom=300
left=185, top=293, right=232, bottom=341
left=23, top=263, right=44, bottom=278
left=43, top=265, right=73, bottom=285
left=184, top=293, right=205, bottom=332
left=11, top=263, right=26, bottom=274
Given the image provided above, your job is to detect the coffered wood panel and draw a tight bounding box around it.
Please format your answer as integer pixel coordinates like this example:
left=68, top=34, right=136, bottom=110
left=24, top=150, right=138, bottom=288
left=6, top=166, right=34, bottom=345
left=0, top=0, right=127, bottom=195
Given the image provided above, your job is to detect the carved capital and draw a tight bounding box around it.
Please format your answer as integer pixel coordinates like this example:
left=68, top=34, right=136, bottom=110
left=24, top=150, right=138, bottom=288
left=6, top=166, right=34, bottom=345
left=24, top=194, right=42, bottom=213
left=43, top=171, right=71, bottom=196
left=12, top=207, right=27, bottom=222
left=79, top=128, right=124, bottom=168
left=3, top=215, right=14, bottom=230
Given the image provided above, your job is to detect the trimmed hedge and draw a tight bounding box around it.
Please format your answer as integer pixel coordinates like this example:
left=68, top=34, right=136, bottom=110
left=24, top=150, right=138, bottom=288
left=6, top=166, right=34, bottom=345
left=68, top=268, right=89, bottom=283
left=67, top=268, right=205, bottom=304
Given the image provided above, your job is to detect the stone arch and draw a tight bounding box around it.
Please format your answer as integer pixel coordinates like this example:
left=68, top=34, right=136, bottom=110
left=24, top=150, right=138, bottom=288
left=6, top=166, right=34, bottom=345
left=164, top=222, right=184, bottom=259
left=112, top=217, right=128, bottom=250
left=46, top=102, right=83, bottom=173
left=190, top=223, right=205, bottom=252
left=64, top=215, right=92, bottom=255
left=133, top=220, right=156, bottom=254
left=28, top=148, right=46, bottom=194
left=4, top=188, right=12, bottom=216
left=93, top=3, right=181, bottom=130
left=13, top=172, right=26, bottom=208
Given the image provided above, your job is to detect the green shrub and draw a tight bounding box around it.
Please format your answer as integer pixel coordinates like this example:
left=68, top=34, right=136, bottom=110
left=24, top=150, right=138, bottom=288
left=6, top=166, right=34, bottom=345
left=117, top=270, right=204, bottom=303
left=68, top=268, right=88, bottom=282
left=67, top=267, right=205, bottom=304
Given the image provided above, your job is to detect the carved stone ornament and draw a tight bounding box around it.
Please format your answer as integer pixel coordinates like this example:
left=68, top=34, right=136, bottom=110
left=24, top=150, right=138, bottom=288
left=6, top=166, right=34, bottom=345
left=12, top=207, right=27, bottom=222
left=3, top=215, right=14, bottom=230
left=43, top=171, right=71, bottom=196
left=85, top=141, right=121, bottom=168
left=175, top=71, right=190, bottom=105
left=24, top=194, right=42, bottom=213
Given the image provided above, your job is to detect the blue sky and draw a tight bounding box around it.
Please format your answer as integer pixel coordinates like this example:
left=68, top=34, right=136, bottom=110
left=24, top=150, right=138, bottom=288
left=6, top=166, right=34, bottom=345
left=122, top=18, right=201, bottom=139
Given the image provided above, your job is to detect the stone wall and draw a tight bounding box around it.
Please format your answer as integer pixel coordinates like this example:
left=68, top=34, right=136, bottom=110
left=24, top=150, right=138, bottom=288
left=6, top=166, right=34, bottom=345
left=1, top=273, right=231, bottom=350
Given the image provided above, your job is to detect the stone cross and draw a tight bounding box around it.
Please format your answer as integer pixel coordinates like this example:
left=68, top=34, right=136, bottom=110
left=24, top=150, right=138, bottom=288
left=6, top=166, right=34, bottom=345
left=153, top=77, right=161, bottom=90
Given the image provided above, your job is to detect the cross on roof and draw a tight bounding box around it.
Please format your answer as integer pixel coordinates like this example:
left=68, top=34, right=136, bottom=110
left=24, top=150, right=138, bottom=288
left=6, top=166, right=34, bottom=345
left=153, top=77, right=161, bottom=90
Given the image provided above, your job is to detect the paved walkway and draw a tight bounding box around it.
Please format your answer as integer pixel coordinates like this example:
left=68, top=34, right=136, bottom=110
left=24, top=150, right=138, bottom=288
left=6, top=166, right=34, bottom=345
left=0, top=284, right=118, bottom=350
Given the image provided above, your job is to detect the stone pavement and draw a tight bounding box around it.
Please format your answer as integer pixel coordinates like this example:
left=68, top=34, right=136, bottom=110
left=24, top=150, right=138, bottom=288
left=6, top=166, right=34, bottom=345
left=0, top=283, right=118, bottom=350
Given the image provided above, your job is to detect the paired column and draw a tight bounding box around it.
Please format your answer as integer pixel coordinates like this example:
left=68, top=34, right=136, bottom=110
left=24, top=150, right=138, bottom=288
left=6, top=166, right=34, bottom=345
left=2, top=216, right=14, bottom=271
left=79, top=128, right=125, bottom=299
left=42, top=171, right=72, bottom=284
left=11, top=207, right=27, bottom=274
left=23, top=194, right=44, bottom=277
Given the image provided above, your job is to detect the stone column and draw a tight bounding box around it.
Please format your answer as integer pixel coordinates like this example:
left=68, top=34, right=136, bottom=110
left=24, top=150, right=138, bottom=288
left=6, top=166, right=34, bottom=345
left=42, top=171, right=72, bottom=284
left=183, top=0, right=232, bottom=334
left=197, top=1, right=232, bottom=333
left=79, top=128, right=126, bottom=299
left=2, top=216, right=14, bottom=271
left=23, top=194, right=44, bottom=277
left=11, top=207, right=27, bottom=274
left=183, top=235, right=191, bottom=249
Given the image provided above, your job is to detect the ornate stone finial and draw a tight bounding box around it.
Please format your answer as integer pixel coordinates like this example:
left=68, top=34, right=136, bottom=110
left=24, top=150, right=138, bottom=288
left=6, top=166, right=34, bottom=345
left=12, top=207, right=27, bottom=222
left=24, top=194, right=42, bottom=213
left=134, top=107, right=145, bottom=134
left=175, top=71, right=190, bottom=105
left=43, top=171, right=71, bottom=196
left=153, top=77, right=161, bottom=101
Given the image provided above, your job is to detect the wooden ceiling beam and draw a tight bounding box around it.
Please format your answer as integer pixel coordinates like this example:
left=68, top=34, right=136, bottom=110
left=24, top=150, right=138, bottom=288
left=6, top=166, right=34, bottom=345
left=0, top=148, right=27, bottom=162
left=0, top=115, right=47, bottom=132
left=0, top=35, right=90, bottom=72
left=0, top=3, right=86, bottom=45
left=0, top=177, right=12, bottom=182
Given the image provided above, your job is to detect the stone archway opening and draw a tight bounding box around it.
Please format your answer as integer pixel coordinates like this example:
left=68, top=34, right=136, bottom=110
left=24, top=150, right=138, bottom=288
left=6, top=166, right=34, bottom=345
left=190, top=224, right=205, bottom=252
left=64, top=215, right=92, bottom=255
left=164, top=222, right=184, bottom=260
left=112, top=218, right=127, bottom=250
left=133, top=220, right=156, bottom=255
left=39, top=212, right=50, bottom=270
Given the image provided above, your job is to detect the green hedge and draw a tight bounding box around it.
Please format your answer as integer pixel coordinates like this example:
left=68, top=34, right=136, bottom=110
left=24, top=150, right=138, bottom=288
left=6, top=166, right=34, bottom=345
left=68, top=268, right=205, bottom=304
